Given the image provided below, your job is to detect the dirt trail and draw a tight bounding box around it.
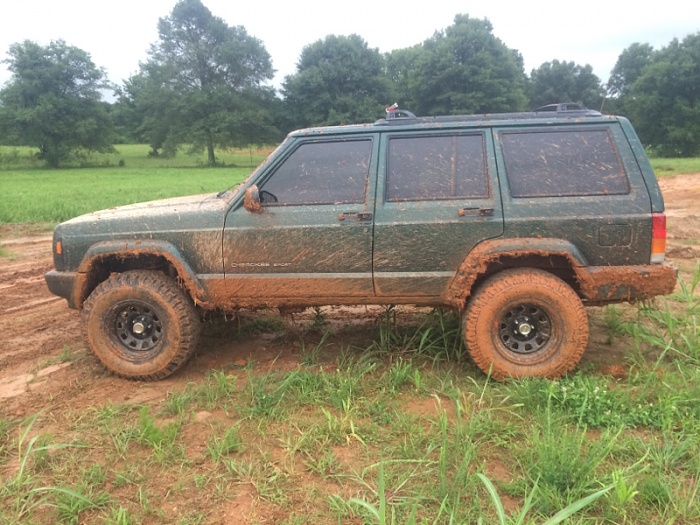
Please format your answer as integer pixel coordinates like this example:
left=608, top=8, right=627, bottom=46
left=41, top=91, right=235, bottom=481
left=657, top=173, right=700, bottom=261
left=0, top=235, right=78, bottom=404
left=0, top=173, right=698, bottom=414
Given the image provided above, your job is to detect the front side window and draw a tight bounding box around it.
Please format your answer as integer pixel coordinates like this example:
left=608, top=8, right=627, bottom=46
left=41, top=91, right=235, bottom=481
left=260, top=139, right=371, bottom=205
left=501, top=129, right=629, bottom=198
left=386, top=134, right=489, bottom=201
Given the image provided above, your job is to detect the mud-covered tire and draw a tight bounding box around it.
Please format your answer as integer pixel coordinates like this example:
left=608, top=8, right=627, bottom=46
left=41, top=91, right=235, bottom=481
left=82, top=271, right=201, bottom=380
left=463, top=268, right=588, bottom=380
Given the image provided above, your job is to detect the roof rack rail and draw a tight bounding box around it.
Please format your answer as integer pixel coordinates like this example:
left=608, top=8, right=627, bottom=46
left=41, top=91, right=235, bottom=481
left=373, top=102, right=603, bottom=126
left=532, top=102, right=601, bottom=116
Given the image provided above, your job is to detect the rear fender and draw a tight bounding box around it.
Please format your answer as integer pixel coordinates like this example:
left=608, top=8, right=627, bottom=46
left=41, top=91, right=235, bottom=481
left=445, top=238, right=587, bottom=308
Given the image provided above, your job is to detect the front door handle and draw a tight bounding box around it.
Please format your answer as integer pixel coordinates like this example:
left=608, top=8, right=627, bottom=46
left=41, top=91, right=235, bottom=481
left=338, top=211, right=373, bottom=222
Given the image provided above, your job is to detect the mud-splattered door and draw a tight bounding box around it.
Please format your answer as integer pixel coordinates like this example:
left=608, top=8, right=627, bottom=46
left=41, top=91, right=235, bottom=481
left=373, top=131, right=504, bottom=297
left=222, top=137, right=379, bottom=303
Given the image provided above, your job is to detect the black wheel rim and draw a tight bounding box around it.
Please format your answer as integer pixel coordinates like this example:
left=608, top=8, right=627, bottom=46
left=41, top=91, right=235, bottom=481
left=498, top=303, right=551, bottom=354
left=114, top=302, right=163, bottom=352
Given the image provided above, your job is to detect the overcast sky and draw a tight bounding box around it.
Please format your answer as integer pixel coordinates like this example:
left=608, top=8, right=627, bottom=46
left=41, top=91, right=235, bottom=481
left=1, top=0, right=698, bottom=97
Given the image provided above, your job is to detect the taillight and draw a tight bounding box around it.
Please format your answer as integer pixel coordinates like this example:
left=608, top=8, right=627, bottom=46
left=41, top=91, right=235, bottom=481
left=651, top=213, right=666, bottom=264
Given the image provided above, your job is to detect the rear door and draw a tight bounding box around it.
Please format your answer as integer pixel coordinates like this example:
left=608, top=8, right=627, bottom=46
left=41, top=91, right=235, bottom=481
left=373, top=130, right=504, bottom=297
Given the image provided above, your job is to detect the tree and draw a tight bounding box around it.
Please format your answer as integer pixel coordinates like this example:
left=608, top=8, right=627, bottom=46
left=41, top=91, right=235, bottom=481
left=528, top=60, right=604, bottom=110
left=384, top=45, right=423, bottom=110
left=607, top=42, right=655, bottom=98
left=132, top=0, right=276, bottom=164
left=627, top=33, right=700, bottom=156
left=0, top=40, right=113, bottom=167
left=282, top=34, right=392, bottom=128
left=407, top=15, right=528, bottom=116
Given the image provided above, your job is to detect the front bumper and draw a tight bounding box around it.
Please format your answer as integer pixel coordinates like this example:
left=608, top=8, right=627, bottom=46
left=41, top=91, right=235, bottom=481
left=45, top=270, right=80, bottom=309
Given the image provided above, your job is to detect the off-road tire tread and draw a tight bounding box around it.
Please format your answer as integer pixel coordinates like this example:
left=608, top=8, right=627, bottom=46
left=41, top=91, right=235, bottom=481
left=82, top=270, right=201, bottom=381
left=464, top=268, right=588, bottom=380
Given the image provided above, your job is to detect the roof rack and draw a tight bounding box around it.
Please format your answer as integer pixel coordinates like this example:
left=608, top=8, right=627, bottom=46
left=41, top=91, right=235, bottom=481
left=531, top=102, right=601, bottom=117
left=374, top=103, right=602, bottom=126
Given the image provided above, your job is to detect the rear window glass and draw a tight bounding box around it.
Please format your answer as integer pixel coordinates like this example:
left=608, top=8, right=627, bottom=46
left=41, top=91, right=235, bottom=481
left=501, top=129, right=629, bottom=198
left=386, top=134, right=488, bottom=201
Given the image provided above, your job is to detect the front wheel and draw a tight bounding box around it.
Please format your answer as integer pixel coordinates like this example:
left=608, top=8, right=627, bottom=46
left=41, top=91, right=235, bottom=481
left=463, top=269, right=588, bottom=380
left=82, top=271, right=201, bottom=380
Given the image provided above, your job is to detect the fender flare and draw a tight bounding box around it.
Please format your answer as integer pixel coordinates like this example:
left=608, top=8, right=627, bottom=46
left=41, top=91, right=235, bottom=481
left=75, top=239, right=209, bottom=308
left=444, top=238, right=589, bottom=308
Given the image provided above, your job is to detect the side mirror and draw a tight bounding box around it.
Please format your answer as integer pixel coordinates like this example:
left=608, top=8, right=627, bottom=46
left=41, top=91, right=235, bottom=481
left=244, top=185, right=262, bottom=213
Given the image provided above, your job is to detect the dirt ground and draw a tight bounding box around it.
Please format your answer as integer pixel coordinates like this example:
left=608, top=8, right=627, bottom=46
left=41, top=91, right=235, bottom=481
left=0, top=173, right=698, bottom=415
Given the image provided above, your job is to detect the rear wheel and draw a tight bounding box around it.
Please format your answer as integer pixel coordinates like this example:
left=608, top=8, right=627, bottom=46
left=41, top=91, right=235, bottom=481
left=82, top=271, right=200, bottom=380
left=463, top=269, right=588, bottom=380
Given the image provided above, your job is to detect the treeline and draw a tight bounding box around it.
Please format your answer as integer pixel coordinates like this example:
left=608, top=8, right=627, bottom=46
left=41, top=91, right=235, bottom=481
left=0, top=0, right=698, bottom=167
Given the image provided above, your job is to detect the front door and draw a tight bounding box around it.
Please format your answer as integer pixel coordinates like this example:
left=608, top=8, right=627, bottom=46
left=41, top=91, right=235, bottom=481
left=222, top=136, right=378, bottom=305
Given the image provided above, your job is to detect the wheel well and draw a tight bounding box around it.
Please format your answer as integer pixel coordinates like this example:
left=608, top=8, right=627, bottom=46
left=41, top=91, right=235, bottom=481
left=81, top=254, right=179, bottom=307
left=467, top=253, right=582, bottom=301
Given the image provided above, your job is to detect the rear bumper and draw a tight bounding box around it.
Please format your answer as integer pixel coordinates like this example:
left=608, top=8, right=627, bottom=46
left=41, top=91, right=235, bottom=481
left=577, top=263, right=678, bottom=304
left=45, top=270, right=80, bottom=309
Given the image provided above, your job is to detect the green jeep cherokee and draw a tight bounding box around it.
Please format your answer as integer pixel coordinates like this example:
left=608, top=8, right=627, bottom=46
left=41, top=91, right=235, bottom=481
left=45, top=105, right=678, bottom=381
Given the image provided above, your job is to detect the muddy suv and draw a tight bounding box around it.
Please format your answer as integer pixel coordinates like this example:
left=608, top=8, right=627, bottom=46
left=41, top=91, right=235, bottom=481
left=45, top=106, right=677, bottom=381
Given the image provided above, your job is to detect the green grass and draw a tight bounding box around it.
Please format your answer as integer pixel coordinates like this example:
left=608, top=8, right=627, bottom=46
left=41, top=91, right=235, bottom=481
left=0, top=144, right=270, bottom=170
left=0, top=144, right=271, bottom=224
left=2, top=273, right=699, bottom=523
left=649, top=157, right=700, bottom=176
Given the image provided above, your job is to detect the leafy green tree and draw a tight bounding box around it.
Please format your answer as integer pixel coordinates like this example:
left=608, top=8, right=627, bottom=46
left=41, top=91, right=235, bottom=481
left=528, top=60, right=603, bottom=110
left=607, top=42, right=655, bottom=98
left=408, top=15, right=528, bottom=115
left=384, top=45, right=422, bottom=110
left=131, top=0, right=276, bottom=164
left=627, top=33, right=700, bottom=156
left=0, top=40, right=113, bottom=167
left=282, top=34, right=392, bottom=128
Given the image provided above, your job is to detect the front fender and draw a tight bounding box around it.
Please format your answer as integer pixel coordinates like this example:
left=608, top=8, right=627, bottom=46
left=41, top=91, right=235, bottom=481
left=75, top=239, right=209, bottom=308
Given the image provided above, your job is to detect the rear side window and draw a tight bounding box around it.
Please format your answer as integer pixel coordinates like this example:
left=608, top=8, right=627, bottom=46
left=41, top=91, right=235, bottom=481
left=386, top=134, right=488, bottom=201
left=260, top=139, right=371, bottom=205
left=501, top=129, right=629, bottom=198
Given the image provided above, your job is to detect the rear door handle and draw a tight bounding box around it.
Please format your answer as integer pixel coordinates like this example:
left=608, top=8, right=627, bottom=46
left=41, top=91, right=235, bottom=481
left=338, top=211, right=373, bottom=222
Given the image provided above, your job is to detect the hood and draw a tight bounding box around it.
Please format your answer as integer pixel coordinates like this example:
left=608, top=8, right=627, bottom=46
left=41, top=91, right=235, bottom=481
left=65, top=193, right=231, bottom=224
left=55, top=191, right=237, bottom=245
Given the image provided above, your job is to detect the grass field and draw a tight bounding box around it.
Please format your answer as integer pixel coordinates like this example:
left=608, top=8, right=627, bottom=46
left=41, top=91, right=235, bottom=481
left=0, top=145, right=269, bottom=224
left=650, top=157, right=700, bottom=176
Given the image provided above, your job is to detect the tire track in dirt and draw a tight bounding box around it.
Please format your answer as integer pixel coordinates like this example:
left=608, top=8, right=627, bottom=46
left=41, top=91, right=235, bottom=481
left=0, top=235, right=80, bottom=403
